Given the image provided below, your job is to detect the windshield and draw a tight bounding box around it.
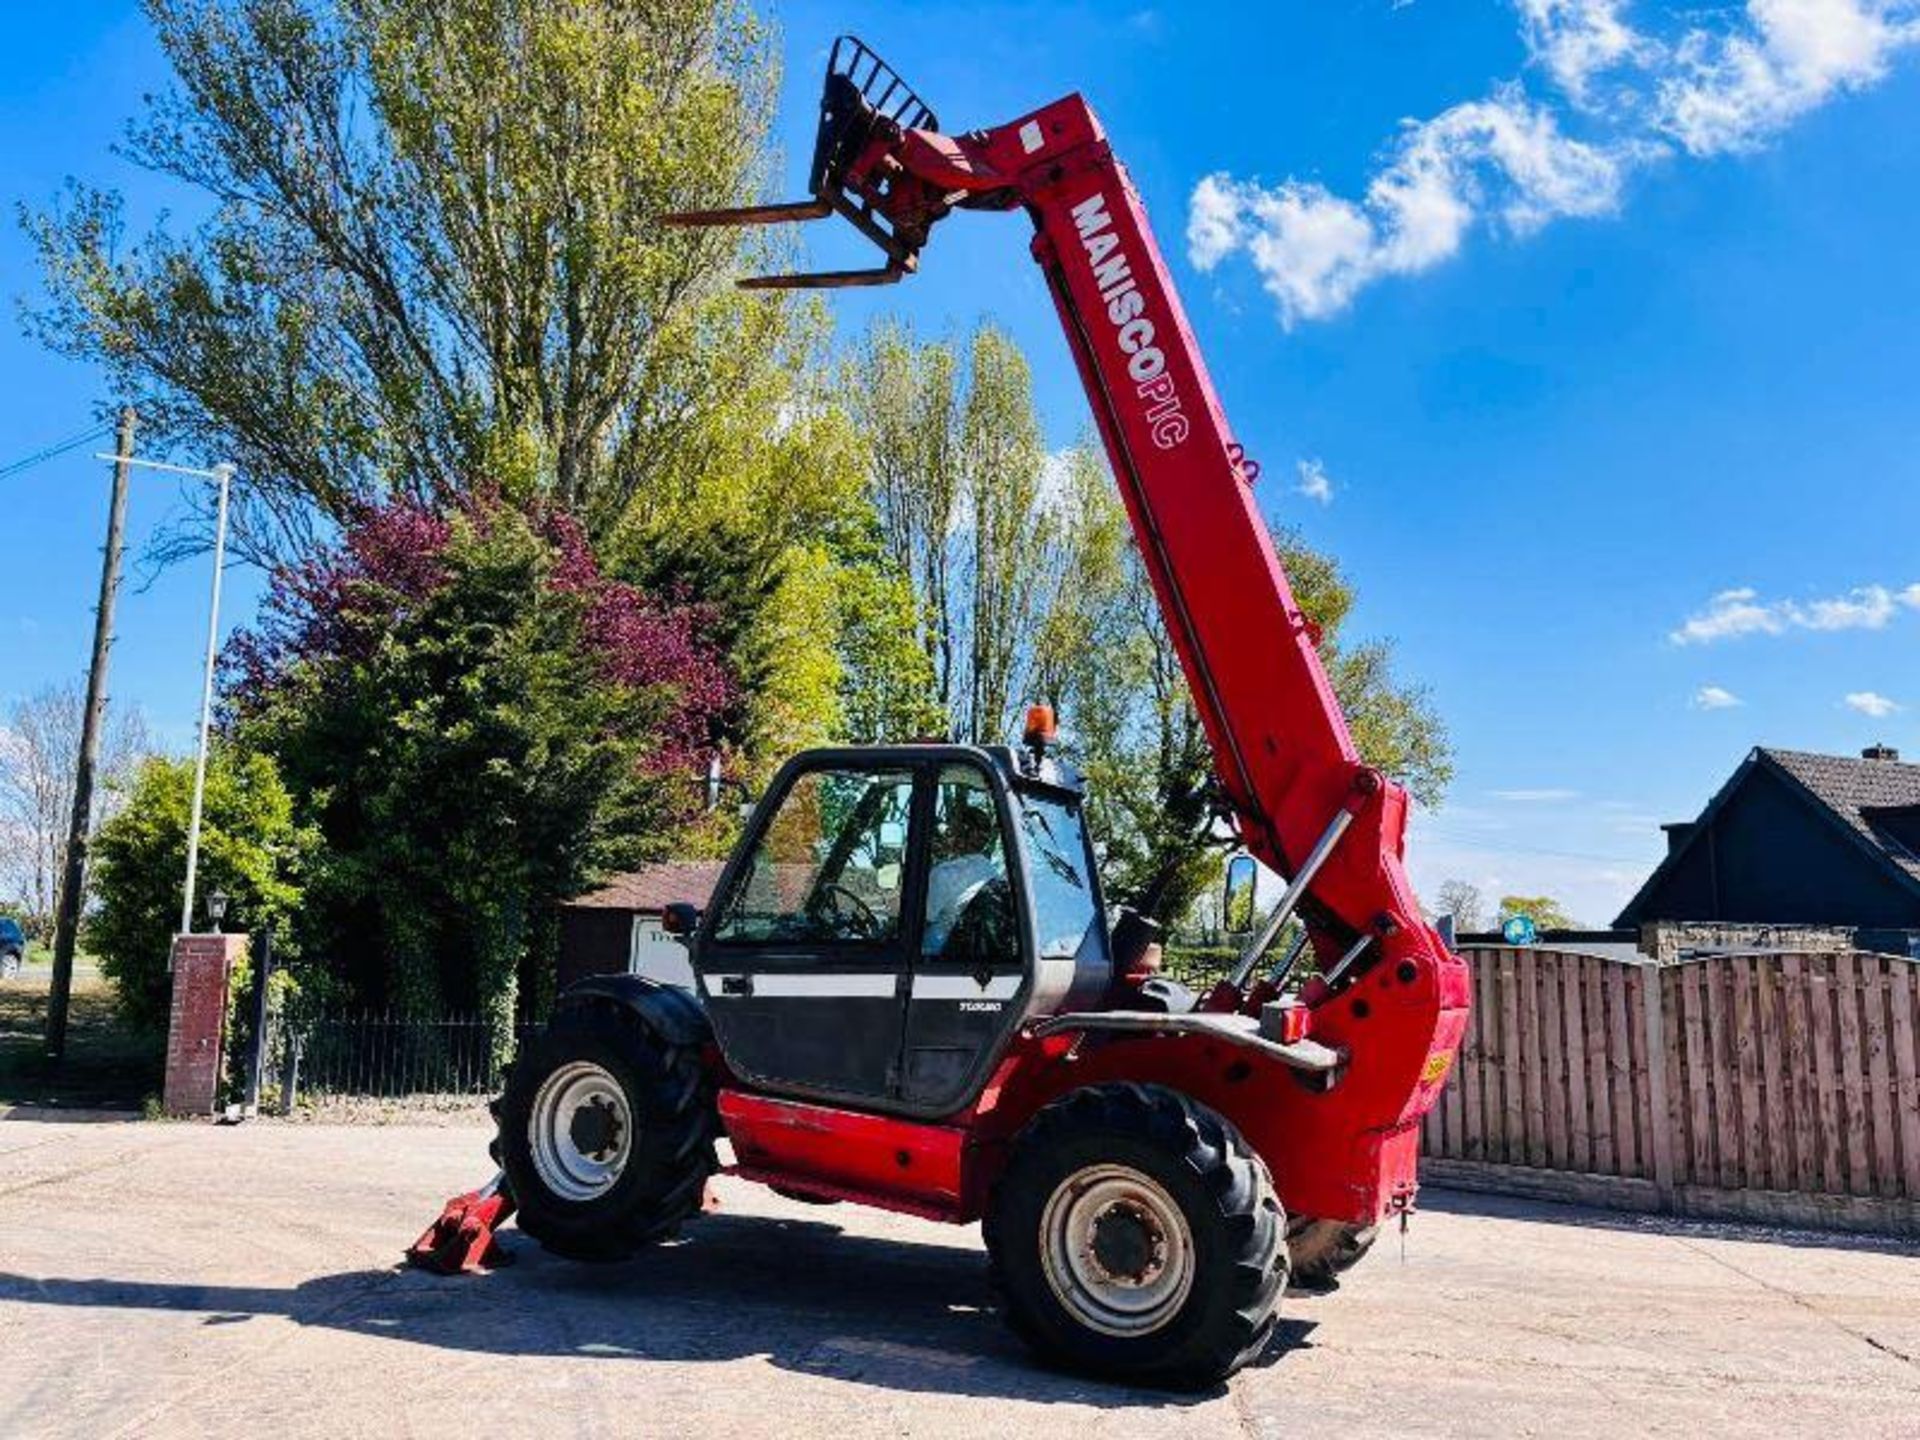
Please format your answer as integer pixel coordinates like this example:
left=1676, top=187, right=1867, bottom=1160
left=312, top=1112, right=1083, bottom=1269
left=1018, top=791, right=1100, bottom=959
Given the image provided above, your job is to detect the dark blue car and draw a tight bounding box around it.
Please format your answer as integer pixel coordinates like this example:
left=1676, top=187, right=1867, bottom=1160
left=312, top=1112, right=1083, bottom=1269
left=0, top=917, right=23, bottom=978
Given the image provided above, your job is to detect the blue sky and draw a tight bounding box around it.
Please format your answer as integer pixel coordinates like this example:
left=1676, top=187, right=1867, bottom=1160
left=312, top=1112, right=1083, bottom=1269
left=5, top=3, right=1920, bottom=924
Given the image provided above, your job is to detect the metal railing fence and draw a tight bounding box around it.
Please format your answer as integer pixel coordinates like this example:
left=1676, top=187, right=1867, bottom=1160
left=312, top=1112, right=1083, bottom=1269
left=274, top=1011, right=538, bottom=1102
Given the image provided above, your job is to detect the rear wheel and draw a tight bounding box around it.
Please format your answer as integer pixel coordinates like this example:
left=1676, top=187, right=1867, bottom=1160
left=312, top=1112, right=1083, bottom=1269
left=498, top=1004, right=715, bottom=1261
left=985, top=1084, right=1287, bottom=1390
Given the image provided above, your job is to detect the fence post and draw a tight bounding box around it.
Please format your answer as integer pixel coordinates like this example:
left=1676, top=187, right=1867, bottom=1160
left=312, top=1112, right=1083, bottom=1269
left=1639, top=960, right=1676, bottom=1210
left=279, top=1028, right=301, bottom=1116
left=243, top=930, right=272, bottom=1116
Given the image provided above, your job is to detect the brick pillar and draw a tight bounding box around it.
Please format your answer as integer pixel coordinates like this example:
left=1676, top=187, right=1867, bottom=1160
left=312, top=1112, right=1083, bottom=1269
left=163, top=933, right=245, bottom=1117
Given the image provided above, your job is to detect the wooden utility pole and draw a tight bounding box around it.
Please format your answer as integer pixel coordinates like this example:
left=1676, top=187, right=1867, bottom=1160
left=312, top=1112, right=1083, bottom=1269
left=46, top=408, right=136, bottom=1060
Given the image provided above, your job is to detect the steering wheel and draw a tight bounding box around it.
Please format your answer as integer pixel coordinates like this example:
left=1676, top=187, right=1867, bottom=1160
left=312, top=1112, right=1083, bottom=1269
left=814, top=882, right=882, bottom=940
left=941, top=876, right=1013, bottom=966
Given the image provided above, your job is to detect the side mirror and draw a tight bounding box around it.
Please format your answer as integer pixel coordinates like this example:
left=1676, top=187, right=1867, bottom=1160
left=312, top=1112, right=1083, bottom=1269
left=662, top=902, right=702, bottom=937
left=1223, top=852, right=1258, bottom=934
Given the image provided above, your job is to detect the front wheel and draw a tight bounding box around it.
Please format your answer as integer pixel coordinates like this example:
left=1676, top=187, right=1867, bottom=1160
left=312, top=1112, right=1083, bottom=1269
left=497, top=1004, right=715, bottom=1261
left=985, top=1084, right=1288, bottom=1390
left=0, top=952, right=20, bottom=980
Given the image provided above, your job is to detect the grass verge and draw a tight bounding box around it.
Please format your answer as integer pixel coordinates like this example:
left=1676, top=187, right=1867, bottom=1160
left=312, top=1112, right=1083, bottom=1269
left=0, top=965, right=163, bottom=1111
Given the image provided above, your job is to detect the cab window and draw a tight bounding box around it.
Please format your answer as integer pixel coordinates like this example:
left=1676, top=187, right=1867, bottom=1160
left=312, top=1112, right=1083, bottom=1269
left=712, top=768, right=914, bottom=945
left=1018, top=792, right=1099, bottom=958
left=922, top=765, right=1013, bottom=961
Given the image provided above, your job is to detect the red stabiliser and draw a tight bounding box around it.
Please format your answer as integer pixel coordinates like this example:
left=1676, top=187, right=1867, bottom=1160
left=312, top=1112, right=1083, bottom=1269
left=406, top=1173, right=516, bottom=1274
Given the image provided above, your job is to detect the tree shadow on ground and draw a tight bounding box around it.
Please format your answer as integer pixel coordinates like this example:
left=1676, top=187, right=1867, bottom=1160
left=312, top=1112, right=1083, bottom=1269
left=0, top=1210, right=1318, bottom=1406
left=0, top=1105, right=143, bottom=1122
left=1420, top=1185, right=1920, bottom=1259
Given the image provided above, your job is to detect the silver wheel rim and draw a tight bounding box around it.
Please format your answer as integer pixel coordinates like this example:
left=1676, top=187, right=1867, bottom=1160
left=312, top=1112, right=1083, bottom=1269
left=529, top=1061, right=633, bottom=1202
left=1039, top=1163, right=1196, bottom=1337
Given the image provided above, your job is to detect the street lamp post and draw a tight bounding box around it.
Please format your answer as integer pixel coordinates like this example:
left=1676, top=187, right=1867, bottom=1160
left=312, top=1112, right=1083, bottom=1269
left=92, top=453, right=236, bottom=937
left=179, top=462, right=234, bottom=936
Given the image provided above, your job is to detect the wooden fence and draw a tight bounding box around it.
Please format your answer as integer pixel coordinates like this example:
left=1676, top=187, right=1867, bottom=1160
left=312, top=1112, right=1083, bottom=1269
left=1421, top=946, right=1920, bottom=1236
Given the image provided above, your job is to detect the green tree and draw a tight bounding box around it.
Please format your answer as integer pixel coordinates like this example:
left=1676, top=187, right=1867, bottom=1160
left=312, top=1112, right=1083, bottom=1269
left=28, top=0, right=929, bottom=777
left=604, top=393, right=938, bottom=772
left=827, top=520, right=945, bottom=746
left=230, top=496, right=732, bottom=1046
left=848, top=320, right=1452, bottom=928
left=847, top=319, right=1062, bottom=744
left=960, top=328, right=1061, bottom=741
left=847, top=318, right=962, bottom=716
left=1036, top=463, right=1454, bottom=927
left=90, top=748, right=314, bottom=1031
left=23, top=0, right=805, bottom=561
left=1497, top=894, right=1579, bottom=932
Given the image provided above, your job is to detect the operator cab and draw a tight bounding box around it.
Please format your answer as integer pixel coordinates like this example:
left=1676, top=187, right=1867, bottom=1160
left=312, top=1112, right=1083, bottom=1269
left=683, top=739, right=1112, bottom=1117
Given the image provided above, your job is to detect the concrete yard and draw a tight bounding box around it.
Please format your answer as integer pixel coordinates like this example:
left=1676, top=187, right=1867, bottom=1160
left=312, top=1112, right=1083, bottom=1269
left=1, top=1114, right=1916, bottom=1438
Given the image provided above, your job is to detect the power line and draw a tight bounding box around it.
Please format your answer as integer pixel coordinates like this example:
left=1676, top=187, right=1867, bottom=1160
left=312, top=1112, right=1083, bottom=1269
left=0, top=423, right=114, bottom=483
left=1417, top=825, right=1654, bottom=867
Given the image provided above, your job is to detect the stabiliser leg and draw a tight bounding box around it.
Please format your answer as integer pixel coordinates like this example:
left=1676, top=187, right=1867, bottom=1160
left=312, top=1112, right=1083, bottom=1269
left=406, top=1171, right=516, bottom=1274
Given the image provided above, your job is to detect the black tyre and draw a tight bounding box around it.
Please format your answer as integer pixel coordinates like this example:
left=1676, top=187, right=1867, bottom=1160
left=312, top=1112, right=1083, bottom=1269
left=498, top=1003, right=716, bottom=1262
left=1286, top=1218, right=1379, bottom=1293
left=984, top=1083, right=1287, bottom=1390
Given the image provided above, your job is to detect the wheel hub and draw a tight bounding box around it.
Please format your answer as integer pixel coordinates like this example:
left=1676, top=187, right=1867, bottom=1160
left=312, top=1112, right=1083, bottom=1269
left=528, top=1061, right=635, bottom=1202
left=1089, top=1203, right=1164, bottom=1284
left=1039, top=1163, right=1196, bottom=1337
left=568, top=1095, right=623, bottom=1160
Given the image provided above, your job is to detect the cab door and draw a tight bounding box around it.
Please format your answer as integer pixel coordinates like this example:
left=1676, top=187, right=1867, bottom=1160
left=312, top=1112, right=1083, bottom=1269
left=695, top=761, right=921, bottom=1104
left=899, top=762, right=1028, bottom=1112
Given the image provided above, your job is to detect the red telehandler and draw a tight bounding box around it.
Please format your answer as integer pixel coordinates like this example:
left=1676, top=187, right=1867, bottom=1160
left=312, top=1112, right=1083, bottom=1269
left=412, top=38, right=1470, bottom=1389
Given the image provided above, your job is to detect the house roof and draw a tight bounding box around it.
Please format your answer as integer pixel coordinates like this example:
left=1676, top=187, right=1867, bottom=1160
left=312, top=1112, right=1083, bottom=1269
left=568, top=860, right=728, bottom=913
left=1765, top=748, right=1920, bottom=886
left=1615, top=746, right=1920, bottom=926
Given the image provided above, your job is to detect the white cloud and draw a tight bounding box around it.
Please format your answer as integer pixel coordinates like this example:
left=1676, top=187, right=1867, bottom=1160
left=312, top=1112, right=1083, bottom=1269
left=1801, top=586, right=1901, bottom=630
left=1520, top=0, right=1648, bottom=104
left=1186, top=173, right=1248, bottom=270
left=1669, top=580, right=1920, bottom=644
left=1491, top=787, right=1582, bottom=802
left=1190, top=88, right=1625, bottom=326
left=1295, top=457, right=1335, bottom=504
left=1190, top=1, right=1920, bottom=321
left=1669, top=586, right=1786, bottom=643
left=1845, top=689, right=1901, bottom=716
left=1692, top=684, right=1744, bottom=709
left=1659, top=0, right=1920, bottom=155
